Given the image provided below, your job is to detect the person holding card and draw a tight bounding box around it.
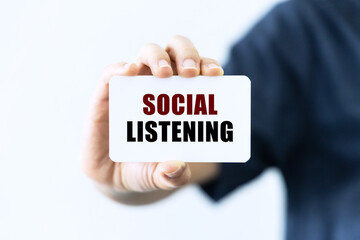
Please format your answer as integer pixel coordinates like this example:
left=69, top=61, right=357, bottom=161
left=81, top=0, right=360, bottom=239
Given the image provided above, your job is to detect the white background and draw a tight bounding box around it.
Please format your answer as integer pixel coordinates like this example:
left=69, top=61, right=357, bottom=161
left=0, top=0, right=285, bottom=239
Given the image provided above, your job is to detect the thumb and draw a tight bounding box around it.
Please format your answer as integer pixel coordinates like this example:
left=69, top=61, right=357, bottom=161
left=153, top=160, right=191, bottom=190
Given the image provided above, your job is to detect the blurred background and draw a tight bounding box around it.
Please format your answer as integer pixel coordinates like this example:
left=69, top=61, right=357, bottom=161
left=0, top=0, right=285, bottom=239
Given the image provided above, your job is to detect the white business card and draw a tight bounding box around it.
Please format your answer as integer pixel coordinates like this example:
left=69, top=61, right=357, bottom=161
left=109, top=75, right=251, bottom=162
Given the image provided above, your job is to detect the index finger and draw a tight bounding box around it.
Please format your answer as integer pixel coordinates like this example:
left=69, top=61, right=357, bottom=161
left=166, top=35, right=201, bottom=78
left=95, top=62, right=138, bottom=103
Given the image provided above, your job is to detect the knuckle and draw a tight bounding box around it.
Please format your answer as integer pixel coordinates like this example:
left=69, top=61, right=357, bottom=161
left=138, top=43, right=166, bottom=61
left=167, top=35, right=192, bottom=52
left=101, top=62, right=126, bottom=81
left=170, top=34, right=188, bottom=43
left=102, top=62, right=125, bottom=74
left=201, top=57, right=212, bottom=62
left=182, top=46, right=197, bottom=53
left=81, top=161, right=97, bottom=180
left=102, top=64, right=113, bottom=75
left=141, top=42, right=159, bottom=51
left=202, top=57, right=217, bottom=63
left=81, top=160, right=114, bottom=186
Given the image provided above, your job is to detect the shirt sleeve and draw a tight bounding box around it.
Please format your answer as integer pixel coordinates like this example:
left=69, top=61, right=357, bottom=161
left=200, top=1, right=311, bottom=201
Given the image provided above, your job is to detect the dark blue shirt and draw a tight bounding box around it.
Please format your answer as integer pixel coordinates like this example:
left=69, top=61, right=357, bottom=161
left=201, top=0, right=360, bottom=239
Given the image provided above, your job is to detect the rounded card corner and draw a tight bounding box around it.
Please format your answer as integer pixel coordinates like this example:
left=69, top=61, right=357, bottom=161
left=109, top=152, right=118, bottom=163
left=241, top=75, right=251, bottom=84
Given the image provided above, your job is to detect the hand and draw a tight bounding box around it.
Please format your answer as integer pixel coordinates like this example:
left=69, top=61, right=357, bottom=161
left=81, top=35, right=223, bottom=193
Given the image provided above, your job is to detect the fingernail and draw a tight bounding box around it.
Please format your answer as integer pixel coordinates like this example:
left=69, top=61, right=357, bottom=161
left=159, top=59, right=171, bottom=68
left=183, top=59, right=197, bottom=69
left=207, top=63, right=221, bottom=69
left=164, top=161, right=185, bottom=178
left=123, top=63, right=130, bottom=69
